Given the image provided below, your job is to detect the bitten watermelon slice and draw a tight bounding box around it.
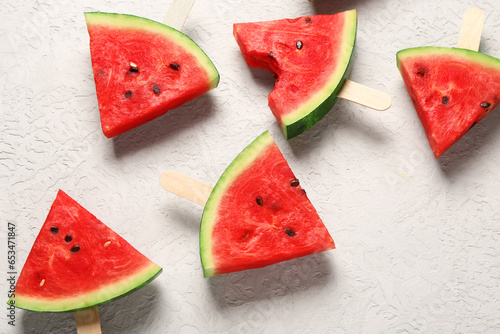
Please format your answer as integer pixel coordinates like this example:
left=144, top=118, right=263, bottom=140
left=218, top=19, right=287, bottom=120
left=85, top=12, right=219, bottom=138
left=9, top=190, right=162, bottom=312
left=200, top=131, right=335, bottom=277
left=233, top=10, right=357, bottom=139
left=397, top=47, right=500, bottom=158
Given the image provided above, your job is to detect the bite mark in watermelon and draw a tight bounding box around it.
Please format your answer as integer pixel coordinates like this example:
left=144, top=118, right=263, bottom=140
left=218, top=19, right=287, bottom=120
left=200, top=131, right=335, bottom=277
left=9, top=190, right=162, bottom=312
left=397, top=46, right=500, bottom=158
left=85, top=12, right=219, bottom=138
left=233, top=10, right=357, bottom=139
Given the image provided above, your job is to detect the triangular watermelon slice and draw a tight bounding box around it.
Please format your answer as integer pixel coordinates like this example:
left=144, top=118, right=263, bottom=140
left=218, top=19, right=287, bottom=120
left=9, top=190, right=162, bottom=312
left=85, top=12, right=220, bottom=138
left=233, top=10, right=357, bottom=139
left=397, top=46, right=500, bottom=158
left=200, top=131, right=335, bottom=277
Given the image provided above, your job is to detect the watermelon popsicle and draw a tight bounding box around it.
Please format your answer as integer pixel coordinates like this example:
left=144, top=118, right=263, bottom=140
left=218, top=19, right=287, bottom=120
left=160, top=131, right=335, bottom=277
left=8, top=190, right=162, bottom=333
left=85, top=0, right=219, bottom=138
left=397, top=8, right=500, bottom=158
left=233, top=10, right=392, bottom=139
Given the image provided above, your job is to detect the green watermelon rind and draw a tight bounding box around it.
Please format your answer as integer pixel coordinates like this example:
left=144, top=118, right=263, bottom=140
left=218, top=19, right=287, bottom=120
left=281, top=10, right=357, bottom=139
left=396, top=46, right=500, bottom=72
left=8, top=263, right=162, bottom=312
left=200, top=131, right=274, bottom=277
left=84, top=12, right=220, bottom=90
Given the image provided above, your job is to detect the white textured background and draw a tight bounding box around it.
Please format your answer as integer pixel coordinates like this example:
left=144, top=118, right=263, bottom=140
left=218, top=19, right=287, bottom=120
left=1, top=0, right=500, bottom=333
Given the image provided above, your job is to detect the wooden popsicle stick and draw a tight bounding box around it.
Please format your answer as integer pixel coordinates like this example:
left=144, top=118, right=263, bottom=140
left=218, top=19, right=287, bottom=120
left=457, top=8, right=484, bottom=51
left=338, top=79, right=392, bottom=110
left=74, top=306, right=101, bottom=334
left=163, top=0, right=196, bottom=30
left=160, top=170, right=213, bottom=206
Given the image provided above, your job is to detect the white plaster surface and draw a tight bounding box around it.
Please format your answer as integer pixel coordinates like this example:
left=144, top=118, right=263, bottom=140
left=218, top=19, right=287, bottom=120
left=1, top=0, right=500, bottom=333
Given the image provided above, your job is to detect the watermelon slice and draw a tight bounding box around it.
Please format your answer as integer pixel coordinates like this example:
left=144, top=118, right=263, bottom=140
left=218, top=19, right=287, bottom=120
left=200, top=131, right=335, bottom=277
left=85, top=12, right=220, bottom=138
left=233, top=10, right=357, bottom=139
left=9, top=190, right=162, bottom=312
left=397, top=47, right=500, bottom=158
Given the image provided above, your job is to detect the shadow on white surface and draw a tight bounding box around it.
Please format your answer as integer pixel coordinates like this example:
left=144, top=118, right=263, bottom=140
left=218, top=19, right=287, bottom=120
left=207, top=251, right=335, bottom=308
left=167, top=205, right=204, bottom=234
left=19, top=281, right=162, bottom=334
left=246, top=66, right=276, bottom=94
left=311, top=0, right=366, bottom=15
left=111, top=93, right=217, bottom=158
left=437, top=110, right=500, bottom=176
left=289, top=103, right=390, bottom=157
left=19, top=311, right=74, bottom=334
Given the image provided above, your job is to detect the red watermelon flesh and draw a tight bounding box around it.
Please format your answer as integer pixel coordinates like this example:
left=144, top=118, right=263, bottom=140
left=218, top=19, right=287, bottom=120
left=85, top=12, right=219, bottom=138
left=10, top=190, right=162, bottom=312
left=200, top=131, right=335, bottom=277
left=233, top=11, right=357, bottom=139
left=397, top=47, right=500, bottom=158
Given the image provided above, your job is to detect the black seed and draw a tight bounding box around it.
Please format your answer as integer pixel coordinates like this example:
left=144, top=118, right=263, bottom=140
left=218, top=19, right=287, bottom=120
left=70, top=245, right=80, bottom=253
left=256, top=196, right=263, bottom=206
left=125, top=90, right=132, bottom=99
left=296, top=40, right=303, bottom=50
left=416, top=69, right=426, bottom=76
left=170, top=63, right=180, bottom=70
left=481, top=102, right=491, bottom=108
left=290, top=179, right=300, bottom=187
left=153, top=84, right=161, bottom=95
left=268, top=51, right=274, bottom=58
left=50, top=226, right=59, bottom=234
left=129, top=62, right=139, bottom=72
left=285, top=228, right=296, bottom=237
left=305, top=17, right=312, bottom=24
left=442, top=96, right=449, bottom=104
left=65, top=234, right=72, bottom=243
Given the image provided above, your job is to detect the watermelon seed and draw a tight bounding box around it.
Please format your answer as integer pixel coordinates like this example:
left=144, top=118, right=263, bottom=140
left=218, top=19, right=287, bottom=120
left=65, top=234, right=72, bottom=243
left=256, top=196, right=263, bottom=206
left=442, top=96, right=449, bottom=104
left=50, top=226, right=59, bottom=234
left=285, top=228, right=296, bottom=237
left=416, top=69, right=426, bottom=76
left=291, top=179, right=300, bottom=187
left=305, top=17, right=312, bottom=24
left=153, top=84, right=161, bottom=95
left=70, top=245, right=80, bottom=253
left=170, top=63, right=180, bottom=70
left=268, top=51, right=274, bottom=58
left=129, top=62, right=139, bottom=72
left=125, top=91, right=132, bottom=99
left=481, top=102, right=491, bottom=108
left=40, top=279, right=45, bottom=287
left=296, top=40, right=303, bottom=50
